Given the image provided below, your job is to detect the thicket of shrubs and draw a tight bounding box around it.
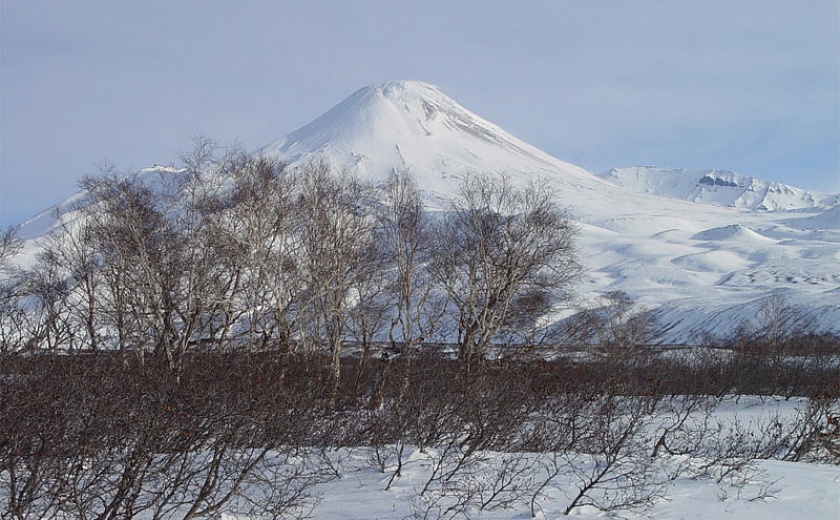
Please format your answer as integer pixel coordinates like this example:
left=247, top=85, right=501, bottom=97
left=2, top=340, right=838, bottom=519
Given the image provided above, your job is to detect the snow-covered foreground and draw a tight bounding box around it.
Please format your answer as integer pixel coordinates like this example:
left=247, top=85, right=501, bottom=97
left=0, top=366, right=840, bottom=520
left=283, top=449, right=838, bottom=520
left=10, top=447, right=833, bottom=520
left=238, top=396, right=840, bottom=520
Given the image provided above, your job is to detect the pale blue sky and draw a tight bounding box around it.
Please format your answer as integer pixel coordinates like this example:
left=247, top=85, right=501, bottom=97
left=1, top=1, right=838, bottom=226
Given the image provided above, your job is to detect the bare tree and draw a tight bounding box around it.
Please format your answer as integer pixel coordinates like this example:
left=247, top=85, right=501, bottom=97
left=21, top=248, right=78, bottom=352
left=376, top=171, right=443, bottom=355
left=430, top=173, right=579, bottom=369
left=73, top=148, right=238, bottom=370
left=30, top=217, right=105, bottom=353
left=79, top=167, right=179, bottom=365
left=0, top=227, right=28, bottom=352
left=292, top=161, right=378, bottom=400
left=0, top=227, right=21, bottom=270
left=214, top=154, right=301, bottom=351
left=568, top=290, right=659, bottom=361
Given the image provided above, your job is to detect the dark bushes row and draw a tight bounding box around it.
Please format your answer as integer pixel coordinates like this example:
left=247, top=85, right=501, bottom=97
left=2, top=343, right=838, bottom=519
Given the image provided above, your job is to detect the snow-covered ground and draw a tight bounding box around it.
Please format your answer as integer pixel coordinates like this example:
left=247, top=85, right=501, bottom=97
left=6, top=447, right=835, bottom=520
left=269, top=449, right=838, bottom=520
left=264, top=396, right=839, bottom=520
left=3, top=390, right=837, bottom=520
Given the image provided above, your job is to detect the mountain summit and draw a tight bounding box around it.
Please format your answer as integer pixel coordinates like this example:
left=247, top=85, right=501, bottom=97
left=260, top=81, right=598, bottom=204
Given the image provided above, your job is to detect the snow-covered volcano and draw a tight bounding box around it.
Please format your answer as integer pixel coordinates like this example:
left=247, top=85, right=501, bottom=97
left=259, top=80, right=601, bottom=207
left=256, top=81, right=839, bottom=342
left=13, top=81, right=840, bottom=343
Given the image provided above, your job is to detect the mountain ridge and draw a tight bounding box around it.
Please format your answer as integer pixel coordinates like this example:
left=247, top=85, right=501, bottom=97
left=597, top=166, right=839, bottom=211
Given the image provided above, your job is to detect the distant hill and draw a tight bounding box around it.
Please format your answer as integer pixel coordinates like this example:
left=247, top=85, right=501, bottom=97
left=596, top=166, right=839, bottom=211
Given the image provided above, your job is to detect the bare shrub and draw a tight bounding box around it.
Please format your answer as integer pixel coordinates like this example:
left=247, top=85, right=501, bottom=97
left=0, top=353, right=333, bottom=520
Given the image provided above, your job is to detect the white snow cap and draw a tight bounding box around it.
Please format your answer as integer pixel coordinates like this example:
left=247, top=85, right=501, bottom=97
left=260, top=80, right=596, bottom=203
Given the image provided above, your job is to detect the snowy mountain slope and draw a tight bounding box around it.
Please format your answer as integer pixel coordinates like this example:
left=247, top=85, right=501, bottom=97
left=596, top=166, right=840, bottom=210
left=254, top=81, right=840, bottom=342
left=12, top=81, right=840, bottom=343
left=259, top=81, right=604, bottom=208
